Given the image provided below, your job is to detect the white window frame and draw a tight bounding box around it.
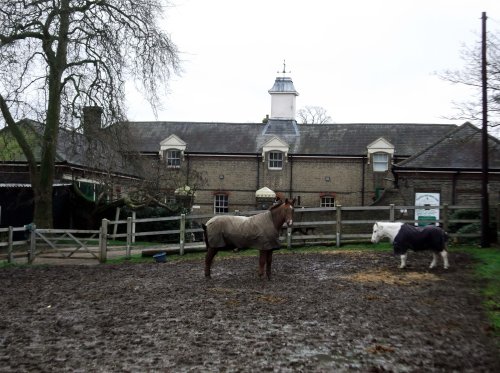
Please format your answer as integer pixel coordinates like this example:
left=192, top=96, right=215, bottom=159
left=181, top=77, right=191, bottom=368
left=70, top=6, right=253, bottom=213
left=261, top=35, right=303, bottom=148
left=373, top=153, right=389, bottom=172
left=268, top=151, right=283, bottom=170
left=166, top=149, right=181, bottom=168
left=320, top=196, right=335, bottom=207
left=214, top=194, right=229, bottom=214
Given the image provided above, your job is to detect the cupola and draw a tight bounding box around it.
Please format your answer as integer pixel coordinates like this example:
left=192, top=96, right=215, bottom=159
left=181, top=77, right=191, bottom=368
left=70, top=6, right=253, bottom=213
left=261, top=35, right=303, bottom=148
left=268, top=61, right=299, bottom=120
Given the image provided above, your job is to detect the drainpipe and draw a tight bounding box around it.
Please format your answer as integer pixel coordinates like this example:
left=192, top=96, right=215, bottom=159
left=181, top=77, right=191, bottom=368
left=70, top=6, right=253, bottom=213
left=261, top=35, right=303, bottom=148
left=452, top=171, right=458, bottom=205
left=186, top=154, right=190, bottom=186
left=361, top=156, right=366, bottom=205
left=256, top=155, right=260, bottom=190
left=289, top=155, right=293, bottom=198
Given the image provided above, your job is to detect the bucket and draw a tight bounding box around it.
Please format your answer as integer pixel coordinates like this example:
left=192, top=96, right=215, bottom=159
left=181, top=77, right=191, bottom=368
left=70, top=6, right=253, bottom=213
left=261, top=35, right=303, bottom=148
left=153, top=252, right=167, bottom=263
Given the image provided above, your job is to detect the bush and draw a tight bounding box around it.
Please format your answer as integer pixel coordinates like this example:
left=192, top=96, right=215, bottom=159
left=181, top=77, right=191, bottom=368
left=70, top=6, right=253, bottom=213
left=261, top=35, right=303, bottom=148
left=451, top=211, right=498, bottom=244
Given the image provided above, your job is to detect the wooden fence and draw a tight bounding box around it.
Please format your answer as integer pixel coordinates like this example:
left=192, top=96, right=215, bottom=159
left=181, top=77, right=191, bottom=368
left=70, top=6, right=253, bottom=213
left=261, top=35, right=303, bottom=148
left=1, top=204, right=497, bottom=264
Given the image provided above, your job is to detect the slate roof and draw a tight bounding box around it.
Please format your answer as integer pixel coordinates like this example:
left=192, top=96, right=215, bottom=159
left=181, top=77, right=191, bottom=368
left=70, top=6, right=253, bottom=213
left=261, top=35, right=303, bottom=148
left=393, top=122, right=500, bottom=171
left=125, top=120, right=457, bottom=157
left=0, top=120, right=139, bottom=177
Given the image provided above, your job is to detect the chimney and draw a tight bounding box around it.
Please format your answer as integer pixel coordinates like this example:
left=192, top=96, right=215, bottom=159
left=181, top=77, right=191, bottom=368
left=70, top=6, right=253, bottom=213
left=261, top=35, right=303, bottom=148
left=82, top=106, right=103, bottom=135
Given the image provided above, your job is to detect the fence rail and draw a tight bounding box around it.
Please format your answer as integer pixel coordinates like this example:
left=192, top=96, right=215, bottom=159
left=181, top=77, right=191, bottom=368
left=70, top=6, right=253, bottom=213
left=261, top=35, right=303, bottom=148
left=1, top=204, right=497, bottom=264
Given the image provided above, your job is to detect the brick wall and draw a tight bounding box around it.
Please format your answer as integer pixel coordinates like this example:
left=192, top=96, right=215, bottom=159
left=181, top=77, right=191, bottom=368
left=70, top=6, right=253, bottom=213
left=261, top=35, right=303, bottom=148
left=186, top=155, right=386, bottom=214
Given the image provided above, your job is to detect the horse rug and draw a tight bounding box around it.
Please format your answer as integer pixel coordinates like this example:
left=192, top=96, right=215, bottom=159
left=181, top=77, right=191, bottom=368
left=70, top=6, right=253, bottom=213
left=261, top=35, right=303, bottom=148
left=205, top=211, right=280, bottom=251
left=393, top=224, right=447, bottom=255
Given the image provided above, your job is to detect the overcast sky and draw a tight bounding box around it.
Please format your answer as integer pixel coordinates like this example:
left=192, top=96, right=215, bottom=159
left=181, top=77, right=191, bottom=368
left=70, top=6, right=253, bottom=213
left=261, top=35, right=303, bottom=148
left=125, top=0, right=500, bottom=126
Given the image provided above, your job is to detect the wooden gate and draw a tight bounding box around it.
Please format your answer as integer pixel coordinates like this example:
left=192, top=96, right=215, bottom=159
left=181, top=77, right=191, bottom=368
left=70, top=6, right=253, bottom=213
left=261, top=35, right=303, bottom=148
left=25, top=225, right=102, bottom=263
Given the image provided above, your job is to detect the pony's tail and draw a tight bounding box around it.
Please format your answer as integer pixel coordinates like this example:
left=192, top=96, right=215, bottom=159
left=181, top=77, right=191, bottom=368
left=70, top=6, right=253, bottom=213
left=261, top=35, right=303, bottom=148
left=442, top=229, right=449, bottom=251
left=202, top=223, right=209, bottom=248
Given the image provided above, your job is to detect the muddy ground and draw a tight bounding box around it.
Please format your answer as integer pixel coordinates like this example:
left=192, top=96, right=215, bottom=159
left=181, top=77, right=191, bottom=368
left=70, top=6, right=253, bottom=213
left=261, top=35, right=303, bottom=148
left=0, top=250, right=499, bottom=372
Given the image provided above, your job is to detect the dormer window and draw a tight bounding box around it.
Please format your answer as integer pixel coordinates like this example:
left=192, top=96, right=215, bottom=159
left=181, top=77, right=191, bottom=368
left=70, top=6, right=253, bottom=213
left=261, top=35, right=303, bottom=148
left=367, top=137, right=394, bottom=172
left=373, top=153, right=389, bottom=172
left=268, top=151, right=283, bottom=170
left=262, top=136, right=289, bottom=171
left=159, top=134, right=186, bottom=169
left=165, top=149, right=181, bottom=168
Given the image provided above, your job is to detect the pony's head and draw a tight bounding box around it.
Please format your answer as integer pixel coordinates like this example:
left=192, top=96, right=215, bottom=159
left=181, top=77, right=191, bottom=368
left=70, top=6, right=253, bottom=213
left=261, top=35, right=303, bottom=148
left=371, top=222, right=381, bottom=243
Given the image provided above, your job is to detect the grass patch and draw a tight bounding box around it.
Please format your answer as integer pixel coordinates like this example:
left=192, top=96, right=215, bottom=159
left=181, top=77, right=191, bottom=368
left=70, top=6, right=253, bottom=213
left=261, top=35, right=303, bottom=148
left=450, top=246, right=500, bottom=338
left=0, top=261, right=26, bottom=269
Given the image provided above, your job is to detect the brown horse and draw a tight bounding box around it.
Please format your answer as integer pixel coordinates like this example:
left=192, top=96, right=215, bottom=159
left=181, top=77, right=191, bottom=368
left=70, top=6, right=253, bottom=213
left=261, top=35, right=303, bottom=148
left=202, top=198, right=295, bottom=279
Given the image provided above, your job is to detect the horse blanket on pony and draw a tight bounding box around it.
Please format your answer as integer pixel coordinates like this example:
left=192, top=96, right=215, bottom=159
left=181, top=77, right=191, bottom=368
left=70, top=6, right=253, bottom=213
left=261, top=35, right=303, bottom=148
left=393, top=224, right=448, bottom=255
left=205, top=211, right=280, bottom=251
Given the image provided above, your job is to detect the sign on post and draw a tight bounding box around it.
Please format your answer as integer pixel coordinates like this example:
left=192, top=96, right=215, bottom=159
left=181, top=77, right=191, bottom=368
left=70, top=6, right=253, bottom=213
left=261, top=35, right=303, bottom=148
left=415, top=193, right=440, bottom=226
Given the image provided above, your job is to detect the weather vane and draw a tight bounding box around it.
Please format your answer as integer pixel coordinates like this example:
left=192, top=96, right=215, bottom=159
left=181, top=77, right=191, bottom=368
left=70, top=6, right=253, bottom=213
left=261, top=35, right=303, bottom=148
left=278, top=59, right=291, bottom=76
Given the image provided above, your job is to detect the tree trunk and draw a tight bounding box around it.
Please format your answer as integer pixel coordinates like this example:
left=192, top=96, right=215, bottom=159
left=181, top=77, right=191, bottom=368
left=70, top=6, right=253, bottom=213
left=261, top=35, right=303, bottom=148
left=33, top=0, right=70, bottom=228
left=33, top=184, right=54, bottom=228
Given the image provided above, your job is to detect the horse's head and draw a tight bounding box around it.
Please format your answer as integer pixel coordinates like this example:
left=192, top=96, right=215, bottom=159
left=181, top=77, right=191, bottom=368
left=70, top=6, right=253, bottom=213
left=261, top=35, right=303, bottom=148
left=283, top=198, right=296, bottom=227
left=371, top=222, right=381, bottom=243
left=270, top=197, right=295, bottom=229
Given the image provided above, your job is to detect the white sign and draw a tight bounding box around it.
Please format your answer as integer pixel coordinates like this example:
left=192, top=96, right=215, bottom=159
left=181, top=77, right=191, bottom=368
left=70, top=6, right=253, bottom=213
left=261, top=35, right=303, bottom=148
left=415, top=193, right=440, bottom=226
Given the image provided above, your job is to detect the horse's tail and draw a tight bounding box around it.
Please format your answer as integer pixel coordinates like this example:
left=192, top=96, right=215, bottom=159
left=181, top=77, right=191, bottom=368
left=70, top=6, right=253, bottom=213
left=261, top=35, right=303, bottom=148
left=202, top=223, right=209, bottom=248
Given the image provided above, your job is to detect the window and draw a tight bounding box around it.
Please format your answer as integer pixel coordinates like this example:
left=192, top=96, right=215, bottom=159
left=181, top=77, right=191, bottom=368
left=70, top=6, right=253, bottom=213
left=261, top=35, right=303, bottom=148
left=214, top=194, right=229, bottom=214
left=373, top=153, right=389, bottom=172
left=165, top=195, right=176, bottom=205
left=268, top=151, right=283, bottom=170
left=166, top=149, right=181, bottom=168
left=320, top=196, right=335, bottom=207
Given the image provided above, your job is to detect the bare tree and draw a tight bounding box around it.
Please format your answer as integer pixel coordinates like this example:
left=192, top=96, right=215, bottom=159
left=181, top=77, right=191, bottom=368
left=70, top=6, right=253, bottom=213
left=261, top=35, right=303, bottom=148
left=439, top=30, right=500, bottom=136
left=297, top=106, right=332, bottom=124
left=0, top=0, right=179, bottom=227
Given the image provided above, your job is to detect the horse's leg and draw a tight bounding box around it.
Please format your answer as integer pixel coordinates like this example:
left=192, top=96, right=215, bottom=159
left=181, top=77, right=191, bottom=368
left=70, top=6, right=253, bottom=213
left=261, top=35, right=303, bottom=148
left=265, top=250, right=273, bottom=280
left=205, top=247, right=218, bottom=278
left=429, top=252, right=438, bottom=269
left=441, top=250, right=449, bottom=269
left=399, top=253, right=407, bottom=269
left=258, top=251, right=266, bottom=278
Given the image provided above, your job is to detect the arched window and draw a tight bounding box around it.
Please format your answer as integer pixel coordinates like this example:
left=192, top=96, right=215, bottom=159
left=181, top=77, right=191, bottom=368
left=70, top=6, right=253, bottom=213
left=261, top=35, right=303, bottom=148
left=320, top=193, right=335, bottom=207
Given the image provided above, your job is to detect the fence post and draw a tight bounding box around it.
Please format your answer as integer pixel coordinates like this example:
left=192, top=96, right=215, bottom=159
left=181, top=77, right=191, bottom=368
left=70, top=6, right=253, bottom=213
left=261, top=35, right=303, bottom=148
left=132, top=211, right=136, bottom=243
left=287, top=226, right=292, bottom=249
left=389, top=204, right=395, bottom=221
left=112, top=207, right=120, bottom=240
left=28, top=224, right=36, bottom=264
left=443, top=204, right=449, bottom=232
left=7, top=226, right=13, bottom=263
left=99, top=219, right=108, bottom=263
left=126, top=217, right=132, bottom=259
left=497, top=204, right=500, bottom=243
left=179, top=214, right=186, bottom=255
left=336, top=205, right=342, bottom=247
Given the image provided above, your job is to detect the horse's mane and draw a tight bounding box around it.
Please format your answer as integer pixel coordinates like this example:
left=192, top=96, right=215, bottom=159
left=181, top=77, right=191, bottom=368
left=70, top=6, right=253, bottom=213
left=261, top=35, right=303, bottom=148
left=269, top=201, right=284, bottom=211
